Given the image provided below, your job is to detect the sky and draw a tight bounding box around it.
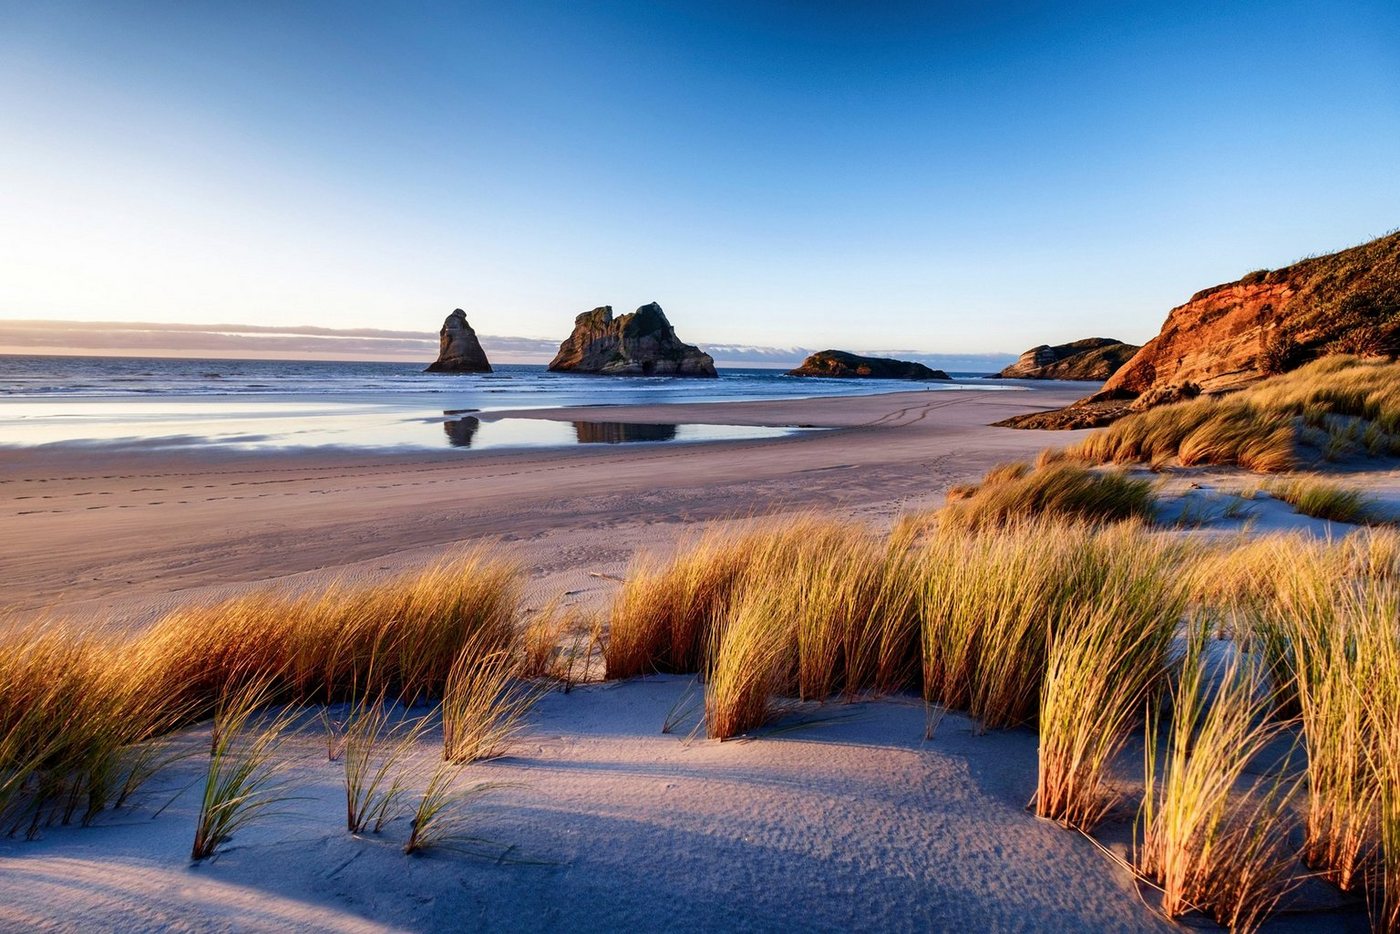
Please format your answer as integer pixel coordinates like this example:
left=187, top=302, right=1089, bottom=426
left=2, top=0, right=1398, bottom=359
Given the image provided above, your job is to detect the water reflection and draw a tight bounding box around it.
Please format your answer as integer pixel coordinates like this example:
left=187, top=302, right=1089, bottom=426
left=443, top=415, right=480, bottom=447
left=436, top=414, right=796, bottom=450
left=572, top=421, right=678, bottom=444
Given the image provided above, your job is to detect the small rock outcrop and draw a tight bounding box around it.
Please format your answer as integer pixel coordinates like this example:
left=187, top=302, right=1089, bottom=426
left=548, top=303, right=716, bottom=377
left=425, top=309, right=492, bottom=373
left=996, top=338, right=1139, bottom=381
left=787, top=350, right=951, bottom=380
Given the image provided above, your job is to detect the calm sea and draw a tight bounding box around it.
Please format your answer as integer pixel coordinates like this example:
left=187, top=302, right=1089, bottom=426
left=0, top=355, right=1014, bottom=452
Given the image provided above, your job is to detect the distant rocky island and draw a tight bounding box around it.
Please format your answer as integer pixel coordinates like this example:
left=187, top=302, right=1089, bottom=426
left=995, top=338, right=1138, bottom=380
left=548, top=303, right=716, bottom=377
left=1001, top=230, right=1400, bottom=429
left=788, top=350, right=950, bottom=381
left=425, top=309, right=492, bottom=373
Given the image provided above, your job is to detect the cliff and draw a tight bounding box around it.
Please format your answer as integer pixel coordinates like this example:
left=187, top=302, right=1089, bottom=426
left=788, top=350, right=950, bottom=380
left=996, top=338, right=1139, bottom=381
left=1001, top=231, right=1400, bottom=429
left=425, top=309, right=492, bottom=373
left=548, top=303, right=716, bottom=377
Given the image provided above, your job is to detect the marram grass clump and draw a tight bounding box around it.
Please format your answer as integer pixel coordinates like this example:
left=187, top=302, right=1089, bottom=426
left=0, top=551, right=524, bottom=836
left=1069, top=355, right=1400, bottom=473
left=937, top=461, right=1157, bottom=530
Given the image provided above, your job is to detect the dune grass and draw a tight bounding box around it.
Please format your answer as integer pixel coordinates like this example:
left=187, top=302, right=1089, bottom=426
left=920, top=520, right=1184, bottom=731
left=1137, top=636, right=1299, bottom=931
left=937, top=461, right=1157, bottom=530
left=342, top=697, right=432, bottom=835
left=1035, top=595, right=1179, bottom=830
left=191, top=678, right=300, bottom=861
left=403, top=764, right=511, bottom=856
left=441, top=637, right=539, bottom=763
left=1270, top=476, right=1376, bottom=525
left=0, top=552, right=523, bottom=837
left=702, top=522, right=918, bottom=738
left=1069, top=355, right=1400, bottom=472
left=138, top=552, right=521, bottom=710
left=604, top=523, right=813, bottom=680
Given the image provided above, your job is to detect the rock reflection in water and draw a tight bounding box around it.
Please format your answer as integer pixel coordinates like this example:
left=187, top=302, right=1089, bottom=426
left=443, top=415, right=480, bottom=447
left=572, top=421, right=678, bottom=444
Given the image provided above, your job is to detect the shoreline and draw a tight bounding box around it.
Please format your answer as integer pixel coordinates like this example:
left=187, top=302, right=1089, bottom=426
left=1, top=386, right=1090, bottom=629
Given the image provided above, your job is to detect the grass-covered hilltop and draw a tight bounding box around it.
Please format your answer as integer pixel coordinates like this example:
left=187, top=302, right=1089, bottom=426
left=1008, top=230, right=1400, bottom=429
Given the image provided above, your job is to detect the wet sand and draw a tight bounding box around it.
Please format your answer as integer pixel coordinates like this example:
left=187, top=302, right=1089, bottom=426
left=0, top=385, right=1089, bottom=628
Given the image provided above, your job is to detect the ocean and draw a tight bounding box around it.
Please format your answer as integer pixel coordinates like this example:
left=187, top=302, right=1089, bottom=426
left=0, top=355, right=1015, bottom=452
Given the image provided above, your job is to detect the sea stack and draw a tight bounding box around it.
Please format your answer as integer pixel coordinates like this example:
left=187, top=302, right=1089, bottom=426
left=425, top=309, right=492, bottom=373
left=787, top=350, right=951, bottom=380
left=548, top=303, right=717, bottom=377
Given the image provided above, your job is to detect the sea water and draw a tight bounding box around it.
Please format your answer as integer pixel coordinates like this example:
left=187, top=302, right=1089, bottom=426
left=0, top=356, right=1017, bottom=452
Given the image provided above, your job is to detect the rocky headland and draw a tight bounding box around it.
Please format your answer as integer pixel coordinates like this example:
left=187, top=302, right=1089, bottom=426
left=1000, top=231, right=1400, bottom=429
left=787, top=350, right=950, bottom=381
left=424, top=309, right=493, bottom=373
left=548, top=303, right=716, bottom=377
left=995, top=338, right=1138, bottom=381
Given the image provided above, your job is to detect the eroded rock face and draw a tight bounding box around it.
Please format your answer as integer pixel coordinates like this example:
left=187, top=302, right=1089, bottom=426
left=547, top=303, right=716, bottom=377
left=1000, top=231, right=1400, bottom=429
left=1098, top=232, right=1400, bottom=401
left=425, top=309, right=492, bottom=373
left=788, top=350, right=950, bottom=380
left=996, top=338, right=1139, bottom=381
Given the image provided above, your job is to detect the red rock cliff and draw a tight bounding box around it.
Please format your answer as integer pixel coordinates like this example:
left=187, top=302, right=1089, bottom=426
left=1098, top=231, right=1400, bottom=401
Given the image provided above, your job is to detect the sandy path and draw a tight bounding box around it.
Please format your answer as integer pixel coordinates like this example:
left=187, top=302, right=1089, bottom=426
left=0, top=386, right=1087, bottom=628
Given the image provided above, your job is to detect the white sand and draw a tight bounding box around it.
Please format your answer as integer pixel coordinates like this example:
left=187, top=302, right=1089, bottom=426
left=0, top=679, right=1173, bottom=933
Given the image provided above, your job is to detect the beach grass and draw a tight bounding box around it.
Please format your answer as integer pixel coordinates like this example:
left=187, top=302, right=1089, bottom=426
left=1137, top=635, right=1298, bottom=931
left=1034, top=595, right=1178, bottom=830
left=342, top=697, right=432, bottom=835
left=1270, top=476, right=1376, bottom=524
left=0, top=552, right=523, bottom=836
left=1068, top=355, right=1400, bottom=472
left=403, top=764, right=511, bottom=856
left=191, top=678, right=300, bottom=861
left=937, top=461, right=1157, bottom=530
left=441, top=637, right=539, bottom=763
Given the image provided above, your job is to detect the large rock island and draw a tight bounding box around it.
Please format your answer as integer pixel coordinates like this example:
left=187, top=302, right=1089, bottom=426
left=425, top=309, right=492, bottom=373
left=548, top=303, right=716, bottom=377
left=996, top=338, right=1138, bottom=380
left=788, top=350, right=950, bottom=381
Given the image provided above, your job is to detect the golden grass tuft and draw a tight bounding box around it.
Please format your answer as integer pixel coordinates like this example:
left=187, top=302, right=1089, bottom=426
left=1270, top=476, right=1376, bottom=525
left=441, top=638, right=539, bottom=763
left=1035, top=594, right=1179, bottom=830
left=138, top=552, right=521, bottom=709
left=1069, top=355, right=1400, bottom=473
left=1137, top=637, right=1299, bottom=931
left=919, top=520, right=1181, bottom=731
left=0, top=551, right=523, bottom=836
left=937, top=462, right=1157, bottom=530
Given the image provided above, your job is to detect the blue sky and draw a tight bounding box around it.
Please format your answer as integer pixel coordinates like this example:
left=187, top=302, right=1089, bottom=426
left=2, top=1, right=1398, bottom=356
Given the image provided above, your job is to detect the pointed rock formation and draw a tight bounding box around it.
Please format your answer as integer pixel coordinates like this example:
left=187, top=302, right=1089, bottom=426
left=548, top=303, right=717, bottom=377
left=996, top=338, right=1139, bottom=381
left=788, top=350, right=950, bottom=381
left=425, top=309, right=492, bottom=373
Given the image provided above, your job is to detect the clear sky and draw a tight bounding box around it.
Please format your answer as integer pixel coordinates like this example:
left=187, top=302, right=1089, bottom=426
left=2, top=0, right=1398, bottom=356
